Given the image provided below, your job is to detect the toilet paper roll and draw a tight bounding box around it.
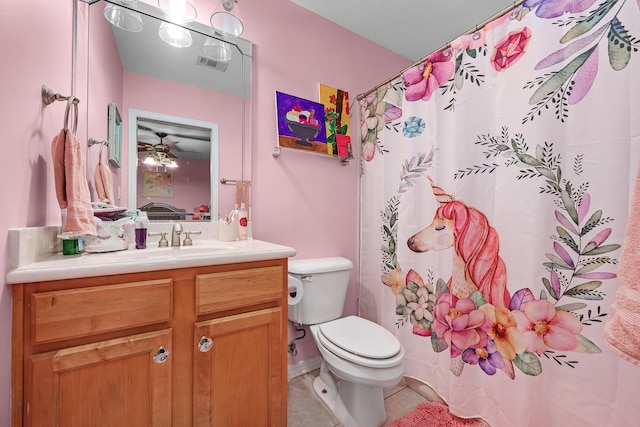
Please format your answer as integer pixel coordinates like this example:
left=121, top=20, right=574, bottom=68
left=288, top=275, right=304, bottom=306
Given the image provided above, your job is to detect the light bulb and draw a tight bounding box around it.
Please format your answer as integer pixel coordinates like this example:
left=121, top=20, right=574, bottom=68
left=158, top=0, right=197, bottom=22
left=143, top=155, right=157, bottom=165
left=158, top=22, right=193, bottom=48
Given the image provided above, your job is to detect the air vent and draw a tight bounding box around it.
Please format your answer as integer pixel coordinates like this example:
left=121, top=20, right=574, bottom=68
left=196, top=55, right=229, bottom=72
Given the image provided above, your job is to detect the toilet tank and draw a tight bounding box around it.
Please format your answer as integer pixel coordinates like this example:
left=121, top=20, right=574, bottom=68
left=288, top=257, right=353, bottom=325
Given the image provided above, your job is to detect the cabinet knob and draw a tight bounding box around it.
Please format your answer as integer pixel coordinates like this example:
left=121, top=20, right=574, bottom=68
left=153, top=346, right=170, bottom=363
left=198, top=336, right=213, bottom=352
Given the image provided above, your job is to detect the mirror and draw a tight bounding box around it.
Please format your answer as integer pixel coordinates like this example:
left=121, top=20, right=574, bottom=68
left=131, top=110, right=218, bottom=221
left=84, top=0, right=252, bottom=221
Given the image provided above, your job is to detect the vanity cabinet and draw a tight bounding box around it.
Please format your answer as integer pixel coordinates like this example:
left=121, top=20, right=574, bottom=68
left=11, top=259, right=288, bottom=427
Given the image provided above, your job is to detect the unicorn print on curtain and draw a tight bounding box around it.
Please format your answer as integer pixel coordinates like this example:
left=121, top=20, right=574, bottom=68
left=359, top=1, right=640, bottom=425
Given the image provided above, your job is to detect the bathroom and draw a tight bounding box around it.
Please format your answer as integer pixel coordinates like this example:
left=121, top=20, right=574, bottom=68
left=1, top=0, right=406, bottom=424
left=3, top=0, right=640, bottom=426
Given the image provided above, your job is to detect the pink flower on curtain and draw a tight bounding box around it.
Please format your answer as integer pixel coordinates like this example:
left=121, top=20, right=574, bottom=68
left=479, top=304, right=527, bottom=361
left=491, top=27, right=532, bottom=71
left=434, top=294, right=490, bottom=358
left=512, top=299, right=584, bottom=354
left=523, top=0, right=597, bottom=19
left=402, top=50, right=455, bottom=102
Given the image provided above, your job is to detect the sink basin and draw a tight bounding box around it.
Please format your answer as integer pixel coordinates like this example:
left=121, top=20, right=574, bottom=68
left=112, top=241, right=237, bottom=261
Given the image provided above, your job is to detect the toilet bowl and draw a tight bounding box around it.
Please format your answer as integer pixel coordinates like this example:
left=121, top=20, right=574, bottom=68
left=309, top=316, right=405, bottom=427
left=287, top=257, right=405, bottom=427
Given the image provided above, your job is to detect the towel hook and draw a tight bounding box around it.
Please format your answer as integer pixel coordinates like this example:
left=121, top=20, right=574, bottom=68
left=64, top=96, right=79, bottom=134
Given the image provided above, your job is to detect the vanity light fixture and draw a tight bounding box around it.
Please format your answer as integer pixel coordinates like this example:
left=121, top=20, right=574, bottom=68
left=210, top=0, right=244, bottom=38
left=158, top=22, right=193, bottom=47
left=157, top=0, right=196, bottom=48
left=203, top=37, right=233, bottom=62
left=157, top=0, right=197, bottom=22
left=104, top=0, right=143, bottom=32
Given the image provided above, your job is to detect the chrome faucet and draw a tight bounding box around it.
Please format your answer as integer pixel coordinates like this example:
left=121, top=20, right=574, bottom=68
left=171, top=223, right=183, bottom=247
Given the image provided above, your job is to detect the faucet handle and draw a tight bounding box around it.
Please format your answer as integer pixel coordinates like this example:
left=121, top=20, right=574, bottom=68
left=183, top=230, right=202, bottom=246
left=148, top=232, right=169, bottom=247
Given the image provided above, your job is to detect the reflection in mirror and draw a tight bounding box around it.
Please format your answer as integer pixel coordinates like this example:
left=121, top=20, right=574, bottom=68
left=86, top=0, right=252, bottom=222
left=130, top=110, right=218, bottom=221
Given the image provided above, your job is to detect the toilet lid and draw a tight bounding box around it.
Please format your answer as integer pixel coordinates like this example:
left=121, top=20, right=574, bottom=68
left=318, top=316, right=401, bottom=360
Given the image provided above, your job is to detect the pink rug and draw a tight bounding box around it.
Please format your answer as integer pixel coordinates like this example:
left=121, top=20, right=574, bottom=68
left=386, top=402, right=485, bottom=427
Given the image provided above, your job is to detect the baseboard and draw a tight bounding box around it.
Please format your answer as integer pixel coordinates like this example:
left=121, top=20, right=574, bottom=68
left=287, top=356, right=322, bottom=380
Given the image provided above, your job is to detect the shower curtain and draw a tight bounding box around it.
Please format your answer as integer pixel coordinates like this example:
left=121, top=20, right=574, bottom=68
left=359, top=2, right=640, bottom=426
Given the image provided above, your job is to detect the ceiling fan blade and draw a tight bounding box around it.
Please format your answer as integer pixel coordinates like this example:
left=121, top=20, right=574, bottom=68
left=164, top=140, right=180, bottom=147
left=137, top=142, right=154, bottom=152
left=169, top=133, right=210, bottom=141
left=172, top=149, right=202, bottom=154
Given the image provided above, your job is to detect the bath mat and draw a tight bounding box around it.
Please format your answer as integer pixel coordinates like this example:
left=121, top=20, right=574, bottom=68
left=386, top=401, right=485, bottom=427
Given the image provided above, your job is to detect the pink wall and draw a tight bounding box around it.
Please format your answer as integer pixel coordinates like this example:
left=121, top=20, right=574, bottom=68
left=238, top=1, right=412, bottom=365
left=0, top=0, right=411, bottom=423
left=123, top=70, right=243, bottom=216
left=0, top=0, right=76, bottom=422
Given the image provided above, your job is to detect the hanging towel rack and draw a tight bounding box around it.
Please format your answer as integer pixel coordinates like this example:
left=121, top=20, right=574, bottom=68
left=87, top=137, right=108, bottom=148
left=42, top=84, right=80, bottom=134
left=88, top=137, right=109, bottom=163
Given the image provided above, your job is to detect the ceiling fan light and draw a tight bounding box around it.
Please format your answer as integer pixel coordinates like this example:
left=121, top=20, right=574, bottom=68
left=159, top=22, right=193, bottom=48
left=168, top=160, right=179, bottom=168
left=143, top=154, right=158, bottom=165
left=210, top=0, right=244, bottom=38
left=104, top=3, right=143, bottom=32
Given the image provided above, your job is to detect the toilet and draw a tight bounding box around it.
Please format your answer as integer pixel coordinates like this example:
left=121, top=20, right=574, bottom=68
left=288, top=257, right=405, bottom=427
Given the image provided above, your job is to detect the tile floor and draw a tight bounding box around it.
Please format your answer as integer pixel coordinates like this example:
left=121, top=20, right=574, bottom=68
left=287, top=369, right=435, bottom=427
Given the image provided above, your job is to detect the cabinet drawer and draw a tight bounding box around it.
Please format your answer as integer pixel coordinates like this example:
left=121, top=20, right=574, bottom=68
left=31, top=279, right=173, bottom=344
left=196, top=266, right=283, bottom=315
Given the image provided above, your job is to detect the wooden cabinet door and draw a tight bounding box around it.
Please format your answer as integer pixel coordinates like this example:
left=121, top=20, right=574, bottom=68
left=26, top=329, right=172, bottom=427
left=193, top=308, right=284, bottom=427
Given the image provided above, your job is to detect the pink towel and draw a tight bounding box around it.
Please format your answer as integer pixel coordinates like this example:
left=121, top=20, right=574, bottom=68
left=604, top=163, right=640, bottom=366
left=51, top=129, right=96, bottom=236
left=95, top=161, right=115, bottom=205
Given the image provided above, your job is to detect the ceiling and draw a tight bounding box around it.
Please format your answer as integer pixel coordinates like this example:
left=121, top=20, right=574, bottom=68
left=137, top=118, right=211, bottom=161
left=292, top=0, right=516, bottom=62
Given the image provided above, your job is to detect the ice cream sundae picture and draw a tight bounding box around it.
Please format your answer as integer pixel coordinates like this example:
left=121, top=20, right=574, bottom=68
left=276, top=91, right=327, bottom=149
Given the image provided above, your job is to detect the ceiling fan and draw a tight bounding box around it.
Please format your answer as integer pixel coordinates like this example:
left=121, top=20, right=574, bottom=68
left=138, top=131, right=179, bottom=158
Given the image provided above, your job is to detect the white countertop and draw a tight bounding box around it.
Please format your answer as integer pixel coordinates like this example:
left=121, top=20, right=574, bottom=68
left=6, top=239, right=296, bottom=284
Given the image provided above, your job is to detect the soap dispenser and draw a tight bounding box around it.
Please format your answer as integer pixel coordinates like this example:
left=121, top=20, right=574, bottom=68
left=237, top=203, right=248, bottom=240
left=135, top=210, right=149, bottom=249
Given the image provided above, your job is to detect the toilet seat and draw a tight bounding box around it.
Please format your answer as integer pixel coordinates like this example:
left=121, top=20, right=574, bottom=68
left=316, top=316, right=403, bottom=369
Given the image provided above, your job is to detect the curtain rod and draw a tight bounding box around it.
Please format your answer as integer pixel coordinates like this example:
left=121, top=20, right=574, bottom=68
left=356, top=0, right=527, bottom=101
